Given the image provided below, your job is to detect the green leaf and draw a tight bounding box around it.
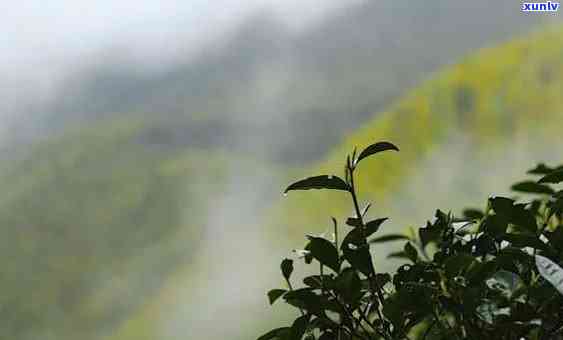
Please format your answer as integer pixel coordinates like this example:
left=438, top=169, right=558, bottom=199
left=489, top=196, right=515, bottom=216
left=335, top=268, right=363, bottom=306
left=284, top=175, right=350, bottom=193
left=404, top=242, right=418, bottom=263
left=341, top=218, right=388, bottom=246
left=419, top=213, right=450, bottom=248
left=268, top=289, right=288, bottom=305
left=535, top=255, right=563, bottom=295
left=528, top=163, right=562, bottom=175
left=538, top=169, right=563, bottom=184
left=511, top=181, right=555, bottom=195
left=510, top=204, right=538, bottom=232
left=496, top=248, right=532, bottom=274
left=503, top=233, right=547, bottom=251
left=343, top=245, right=373, bottom=276
left=481, top=214, right=508, bottom=239
left=345, top=217, right=361, bottom=227
left=306, top=236, right=340, bottom=273
left=488, top=197, right=537, bottom=232
left=303, top=275, right=335, bottom=289
left=284, top=289, right=323, bottom=315
left=365, top=218, right=388, bottom=235
left=356, top=141, right=399, bottom=164
left=463, top=208, right=484, bottom=220
left=257, top=327, right=291, bottom=340
left=369, top=234, right=409, bottom=244
left=290, top=314, right=311, bottom=340
left=281, top=259, right=294, bottom=281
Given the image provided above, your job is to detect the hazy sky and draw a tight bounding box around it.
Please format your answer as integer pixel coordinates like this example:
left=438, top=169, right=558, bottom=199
left=0, top=0, right=359, bottom=124
left=2, top=1, right=357, bottom=73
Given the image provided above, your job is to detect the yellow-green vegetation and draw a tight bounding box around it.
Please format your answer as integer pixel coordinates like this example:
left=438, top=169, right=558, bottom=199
left=0, top=117, right=241, bottom=339
left=275, top=25, right=563, bottom=240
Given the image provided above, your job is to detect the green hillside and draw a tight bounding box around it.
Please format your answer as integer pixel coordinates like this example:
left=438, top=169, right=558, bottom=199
left=105, top=25, right=563, bottom=340
left=276, top=25, right=563, bottom=240
left=0, top=117, right=249, bottom=339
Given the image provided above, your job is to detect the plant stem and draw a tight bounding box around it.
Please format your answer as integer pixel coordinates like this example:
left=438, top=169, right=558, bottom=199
left=347, top=161, right=391, bottom=339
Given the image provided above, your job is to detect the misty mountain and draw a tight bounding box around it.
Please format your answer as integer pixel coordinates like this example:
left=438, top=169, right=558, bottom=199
left=0, top=2, right=559, bottom=340
left=10, top=0, right=548, bottom=163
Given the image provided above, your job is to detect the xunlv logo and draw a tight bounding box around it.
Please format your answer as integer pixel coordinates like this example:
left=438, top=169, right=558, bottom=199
left=522, top=1, right=560, bottom=11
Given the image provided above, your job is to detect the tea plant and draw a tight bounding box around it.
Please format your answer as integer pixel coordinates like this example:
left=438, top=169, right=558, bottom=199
left=259, top=141, right=563, bottom=340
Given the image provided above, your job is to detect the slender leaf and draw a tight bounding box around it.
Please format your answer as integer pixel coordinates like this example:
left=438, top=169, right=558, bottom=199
left=528, top=163, right=558, bottom=175
left=284, top=175, right=350, bottom=193
left=356, top=141, right=399, bottom=164
left=538, top=169, right=563, bottom=184
left=511, top=181, right=555, bottom=195
left=369, top=234, right=409, bottom=244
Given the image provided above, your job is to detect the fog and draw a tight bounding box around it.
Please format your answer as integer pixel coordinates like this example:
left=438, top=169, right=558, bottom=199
left=0, top=2, right=561, bottom=340
left=0, top=1, right=354, bottom=106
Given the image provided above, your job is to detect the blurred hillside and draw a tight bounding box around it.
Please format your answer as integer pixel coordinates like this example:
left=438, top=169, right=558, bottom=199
left=0, top=1, right=559, bottom=340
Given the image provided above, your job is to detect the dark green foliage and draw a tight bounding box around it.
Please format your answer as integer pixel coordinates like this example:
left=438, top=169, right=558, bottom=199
left=306, top=237, right=341, bottom=273
left=284, top=175, right=351, bottom=193
left=259, top=141, right=563, bottom=340
left=268, top=290, right=288, bottom=305
left=282, top=259, right=294, bottom=281
left=539, top=169, right=563, bottom=184
left=511, top=181, right=555, bottom=195
left=355, top=142, right=399, bottom=164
